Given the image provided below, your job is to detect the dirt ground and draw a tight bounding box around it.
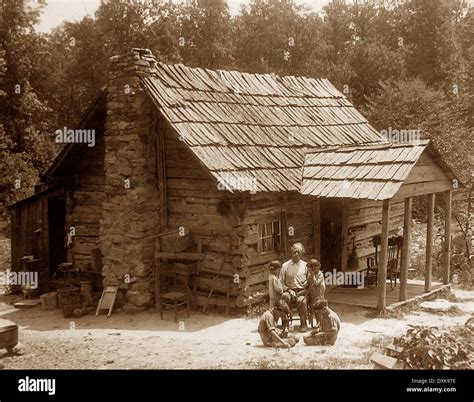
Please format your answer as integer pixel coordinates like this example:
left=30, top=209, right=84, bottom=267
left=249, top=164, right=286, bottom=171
left=0, top=287, right=473, bottom=369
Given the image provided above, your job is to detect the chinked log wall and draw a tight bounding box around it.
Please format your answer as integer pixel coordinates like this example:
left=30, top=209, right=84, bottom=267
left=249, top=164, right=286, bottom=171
left=238, top=192, right=315, bottom=306
left=66, top=128, right=106, bottom=272
left=347, top=199, right=404, bottom=267
left=239, top=195, right=404, bottom=304
left=163, top=132, right=405, bottom=308
left=164, top=125, right=248, bottom=308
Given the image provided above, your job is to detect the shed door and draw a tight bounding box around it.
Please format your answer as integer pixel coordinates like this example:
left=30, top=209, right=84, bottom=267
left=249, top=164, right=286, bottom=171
left=48, top=198, right=67, bottom=278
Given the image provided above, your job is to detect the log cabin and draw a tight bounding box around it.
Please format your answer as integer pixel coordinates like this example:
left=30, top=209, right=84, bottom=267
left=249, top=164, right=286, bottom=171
left=8, top=48, right=459, bottom=312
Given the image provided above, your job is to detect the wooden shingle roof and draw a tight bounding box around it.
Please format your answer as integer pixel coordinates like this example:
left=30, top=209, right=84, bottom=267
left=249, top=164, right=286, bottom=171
left=142, top=62, right=383, bottom=192
left=142, top=63, right=456, bottom=199
left=302, top=142, right=429, bottom=200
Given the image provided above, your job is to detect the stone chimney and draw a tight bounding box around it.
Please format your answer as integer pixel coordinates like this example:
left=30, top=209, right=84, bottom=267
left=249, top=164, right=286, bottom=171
left=99, top=49, right=160, bottom=308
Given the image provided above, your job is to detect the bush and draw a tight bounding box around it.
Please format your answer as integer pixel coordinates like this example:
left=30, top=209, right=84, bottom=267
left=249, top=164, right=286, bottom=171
left=394, top=325, right=473, bottom=369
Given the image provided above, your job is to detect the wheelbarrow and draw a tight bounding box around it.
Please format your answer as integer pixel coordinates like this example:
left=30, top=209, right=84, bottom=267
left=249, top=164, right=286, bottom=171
left=0, top=324, right=18, bottom=354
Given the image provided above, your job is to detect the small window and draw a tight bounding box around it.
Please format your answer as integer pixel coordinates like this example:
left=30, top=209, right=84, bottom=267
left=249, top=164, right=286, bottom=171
left=258, top=220, right=281, bottom=253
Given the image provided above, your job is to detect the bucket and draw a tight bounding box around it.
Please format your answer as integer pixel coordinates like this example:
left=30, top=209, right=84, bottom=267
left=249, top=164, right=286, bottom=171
left=40, top=292, right=58, bottom=310
left=57, top=287, right=81, bottom=318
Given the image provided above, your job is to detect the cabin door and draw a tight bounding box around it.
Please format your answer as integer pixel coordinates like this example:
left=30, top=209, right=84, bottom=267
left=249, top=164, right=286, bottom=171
left=48, top=198, right=67, bottom=278
left=320, top=199, right=343, bottom=272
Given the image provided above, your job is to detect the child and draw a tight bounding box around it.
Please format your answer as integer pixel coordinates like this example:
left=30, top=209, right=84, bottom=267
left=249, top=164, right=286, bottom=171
left=258, top=300, right=299, bottom=348
left=303, top=300, right=341, bottom=346
left=307, top=259, right=325, bottom=327
left=268, top=260, right=284, bottom=309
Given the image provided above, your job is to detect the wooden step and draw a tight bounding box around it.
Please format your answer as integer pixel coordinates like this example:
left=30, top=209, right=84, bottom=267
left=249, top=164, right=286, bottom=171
left=386, top=343, right=404, bottom=357
left=370, top=352, right=403, bottom=369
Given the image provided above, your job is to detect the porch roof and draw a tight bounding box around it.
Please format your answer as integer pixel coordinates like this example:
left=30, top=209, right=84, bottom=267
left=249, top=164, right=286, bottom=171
left=301, top=142, right=429, bottom=200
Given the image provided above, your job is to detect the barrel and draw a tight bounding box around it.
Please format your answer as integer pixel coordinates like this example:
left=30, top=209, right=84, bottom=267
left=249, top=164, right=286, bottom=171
left=40, top=292, right=58, bottom=310
left=57, top=287, right=81, bottom=318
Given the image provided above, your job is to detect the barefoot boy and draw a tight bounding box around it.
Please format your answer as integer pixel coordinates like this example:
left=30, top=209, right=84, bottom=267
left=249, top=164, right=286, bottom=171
left=268, top=260, right=284, bottom=309
left=307, top=259, right=325, bottom=326
left=258, top=300, right=299, bottom=348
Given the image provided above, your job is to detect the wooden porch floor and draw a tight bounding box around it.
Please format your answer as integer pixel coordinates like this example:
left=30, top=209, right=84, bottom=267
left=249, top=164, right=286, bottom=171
left=326, top=279, right=444, bottom=309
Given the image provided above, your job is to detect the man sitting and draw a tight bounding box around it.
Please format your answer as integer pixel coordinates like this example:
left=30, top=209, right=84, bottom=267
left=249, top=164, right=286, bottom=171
left=279, top=242, right=309, bottom=332
left=258, top=300, right=299, bottom=348
left=303, top=300, right=341, bottom=346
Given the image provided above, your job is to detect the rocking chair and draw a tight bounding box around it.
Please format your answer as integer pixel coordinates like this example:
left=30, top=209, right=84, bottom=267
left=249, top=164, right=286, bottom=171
left=365, top=235, right=403, bottom=289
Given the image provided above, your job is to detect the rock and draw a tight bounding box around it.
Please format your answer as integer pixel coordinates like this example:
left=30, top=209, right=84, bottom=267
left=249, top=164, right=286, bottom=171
left=105, top=359, right=114, bottom=365
left=7, top=342, right=25, bottom=356
left=0, top=363, right=4, bottom=369
left=125, top=290, right=152, bottom=307
left=420, top=299, right=454, bottom=312
left=73, top=308, right=84, bottom=318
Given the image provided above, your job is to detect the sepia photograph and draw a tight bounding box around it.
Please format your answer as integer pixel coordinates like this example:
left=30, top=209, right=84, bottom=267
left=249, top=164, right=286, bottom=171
left=0, top=0, right=473, bottom=400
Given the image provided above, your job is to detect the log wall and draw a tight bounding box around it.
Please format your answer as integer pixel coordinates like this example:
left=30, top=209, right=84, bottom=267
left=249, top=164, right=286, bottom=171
left=346, top=199, right=405, bottom=269
left=66, top=130, right=106, bottom=272
left=236, top=192, right=315, bottom=306
left=164, top=125, right=246, bottom=308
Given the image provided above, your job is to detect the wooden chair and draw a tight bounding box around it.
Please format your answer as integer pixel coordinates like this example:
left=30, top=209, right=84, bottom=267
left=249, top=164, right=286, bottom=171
left=160, top=263, right=190, bottom=323
left=365, top=235, right=403, bottom=289
left=288, top=306, right=304, bottom=329
left=160, top=291, right=190, bottom=323
left=288, top=294, right=316, bottom=329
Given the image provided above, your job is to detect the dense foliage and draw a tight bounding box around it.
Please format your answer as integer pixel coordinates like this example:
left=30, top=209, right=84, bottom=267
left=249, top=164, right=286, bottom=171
left=394, top=325, right=474, bottom=369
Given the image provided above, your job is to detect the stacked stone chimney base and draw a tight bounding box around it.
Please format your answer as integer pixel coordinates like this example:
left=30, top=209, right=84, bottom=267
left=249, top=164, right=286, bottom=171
left=99, top=49, right=160, bottom=307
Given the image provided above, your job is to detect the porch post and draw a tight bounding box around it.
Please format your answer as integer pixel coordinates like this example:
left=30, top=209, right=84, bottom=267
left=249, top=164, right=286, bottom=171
left=400, top=197, right=412, bottom=301
left=377, top=199, right=390, bottom=312
left=425, top=193, right=435, bottom=292
left=341, top=199, right=349, bottom=271
left=443, top=190, right=452, bottom=284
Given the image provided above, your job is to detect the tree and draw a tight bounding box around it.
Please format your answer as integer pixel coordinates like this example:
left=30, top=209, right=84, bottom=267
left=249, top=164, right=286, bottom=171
left=179, top=0, right=234, bottom=69
left=234, top=0, right=325, bottom=76
left=0, top=0, right=56, bottom=204
left=400, top=0, right=466, bottom=88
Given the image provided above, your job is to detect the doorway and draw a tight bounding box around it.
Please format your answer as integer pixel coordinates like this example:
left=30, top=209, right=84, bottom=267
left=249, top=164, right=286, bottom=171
left=48, top=198, right=67, bottom=278
left=320, top=198, right=343, bottom=272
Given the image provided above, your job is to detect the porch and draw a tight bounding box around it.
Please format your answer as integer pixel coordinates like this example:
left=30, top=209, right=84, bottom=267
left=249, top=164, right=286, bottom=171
left=326, top=279, right=449, bottom=309
left=304, top=143, right=459, bottom=312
